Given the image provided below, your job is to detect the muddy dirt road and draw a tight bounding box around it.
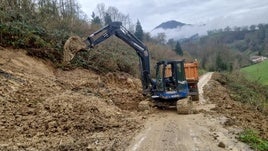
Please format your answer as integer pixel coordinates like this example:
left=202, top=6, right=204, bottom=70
left=127, top=73, right=251, bottom=151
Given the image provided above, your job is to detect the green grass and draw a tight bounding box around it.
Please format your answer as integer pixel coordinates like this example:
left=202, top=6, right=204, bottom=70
left=241, top=60, right=268, bottom=85
left=238, top=129, right=268, bottom=151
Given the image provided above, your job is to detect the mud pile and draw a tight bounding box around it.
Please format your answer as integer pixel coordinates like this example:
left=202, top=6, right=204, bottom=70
left=204, top=73, right=268, bottom=139
left=0, top=48, right=146, bottom=150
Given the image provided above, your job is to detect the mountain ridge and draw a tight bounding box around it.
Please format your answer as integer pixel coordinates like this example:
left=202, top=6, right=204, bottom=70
left=154, top=20, right=189, bottom=30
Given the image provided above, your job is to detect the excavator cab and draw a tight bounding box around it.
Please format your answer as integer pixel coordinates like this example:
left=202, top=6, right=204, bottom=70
left=152, top=60, right=189, bottom=100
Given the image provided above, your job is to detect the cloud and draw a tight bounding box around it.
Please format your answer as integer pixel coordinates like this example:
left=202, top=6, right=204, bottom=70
left=78, top=0, right=268, bottom=32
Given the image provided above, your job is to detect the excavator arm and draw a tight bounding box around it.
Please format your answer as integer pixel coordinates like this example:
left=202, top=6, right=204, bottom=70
left=86, top=22, right=152, bottom=93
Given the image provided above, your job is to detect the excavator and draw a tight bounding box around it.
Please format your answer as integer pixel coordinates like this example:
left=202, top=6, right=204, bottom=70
left=65, top=22, right=192, bottom=113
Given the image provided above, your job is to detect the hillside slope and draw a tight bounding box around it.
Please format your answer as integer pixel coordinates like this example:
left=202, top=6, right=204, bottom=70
left=0, top=48, right=146, bottom=150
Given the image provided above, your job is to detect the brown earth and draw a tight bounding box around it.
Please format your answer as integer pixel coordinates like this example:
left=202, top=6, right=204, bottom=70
left=1, top=47, right=267, bottom=151
left=204, top=73, right=268, bottom=139
left=0, top=48, right=147, bottom=150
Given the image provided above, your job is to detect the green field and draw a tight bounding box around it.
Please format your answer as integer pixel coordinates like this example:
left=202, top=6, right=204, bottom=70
left=241, top=60, right=268, bottom=85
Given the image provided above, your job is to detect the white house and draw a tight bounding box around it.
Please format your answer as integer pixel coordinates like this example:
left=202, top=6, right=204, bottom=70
left=250, top=56, right=267, bottom=63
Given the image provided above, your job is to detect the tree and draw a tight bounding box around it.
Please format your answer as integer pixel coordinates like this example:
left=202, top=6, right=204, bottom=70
left=143, top=32, right=152, bottom=42
left=155, top=33, right=166, bottom=44
left=134, top=20, right=144, bottom=41
left=241, top=26, right=248, bottom=31
left=167, top=38, right=176, bottom=48
left=96, top=3, right=105, bottom=23
left=174, top=41, right=183, bottom=56
left=104, top=13, right=112, bottom=25
left=250, top=25, right=256, bottom=31
left=216, top=54, right=227, bottom=71
left=224, top=26, right=231, bottom=32
left=234, top=26, right=241, bottom=31
left=91, top=12, right=101, bottom=25
left=257, top=24, right=265, bottom=42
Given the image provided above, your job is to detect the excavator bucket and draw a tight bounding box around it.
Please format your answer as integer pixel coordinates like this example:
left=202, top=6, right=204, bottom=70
left=176, top=97, right=193, bottom=114
left=63, top=36, right=87, bottom=63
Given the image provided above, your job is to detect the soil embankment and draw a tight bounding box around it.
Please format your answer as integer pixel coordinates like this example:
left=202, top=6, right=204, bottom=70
left=0, top=48, right=146, bottom=150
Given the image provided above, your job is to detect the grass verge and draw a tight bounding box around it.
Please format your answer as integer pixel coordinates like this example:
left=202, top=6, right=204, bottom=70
left=217, top=72, right=268, bottom=114
left=238, top=129, right=268, bottom=151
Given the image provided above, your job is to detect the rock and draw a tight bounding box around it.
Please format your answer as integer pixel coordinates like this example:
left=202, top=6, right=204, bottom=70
left=138, top=100, right=151, bottom=111
left=86, top=144, right=94, bottom=151
left=212, top=132, right=219, bottom=140
left=224, top=118, right=235, bottom=126
left=218, top=141, right=226, bottom=148
left=126, top=78, right=135, bottom=87
left=48, top=121, right=57, bottom=129
left=176, top=97, right=193, bottom=114
left=106, top=99, right=114, bottom=105
left=226, top=105, right=232, bottom=109
left=0, top=144, right=8, bottom=149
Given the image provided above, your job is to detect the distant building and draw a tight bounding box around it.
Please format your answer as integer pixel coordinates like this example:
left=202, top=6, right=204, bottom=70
left=250, top=56, right=267, bottom=63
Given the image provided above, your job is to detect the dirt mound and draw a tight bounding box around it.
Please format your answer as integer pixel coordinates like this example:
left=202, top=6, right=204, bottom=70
left=101, top=72, right=145, bottom=110
left=0, top=48, right=146, bottom=150
left=204, top=73, right=268, bottom=139
left=63, top=36, right=87, bottom=63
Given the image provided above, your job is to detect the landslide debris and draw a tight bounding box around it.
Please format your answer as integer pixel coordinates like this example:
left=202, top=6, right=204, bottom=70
left=204, top=73, right=268, bottom=139
left=0, top=48, right=146, bottom=150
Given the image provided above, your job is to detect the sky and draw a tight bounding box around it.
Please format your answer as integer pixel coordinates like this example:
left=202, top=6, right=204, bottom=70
left=77, top=0, right=268, bottom=32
